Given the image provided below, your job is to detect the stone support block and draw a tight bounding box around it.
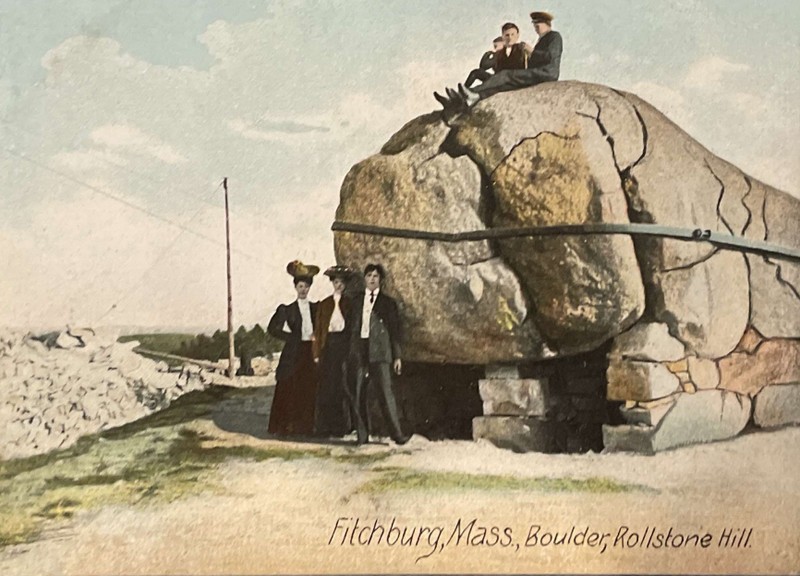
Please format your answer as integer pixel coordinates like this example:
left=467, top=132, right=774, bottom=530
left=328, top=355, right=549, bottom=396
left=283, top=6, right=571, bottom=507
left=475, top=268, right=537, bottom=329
left=607, top=359, right=681, bottom=401
left=610, top=322, right=685, bottom=362
left=473, top=416, right=559, bottom=453
left=753, top=383, right=800, bottom=428
left=478, top=378, right=549, bottom=416
left=604, top=390, right=751, bottom=453
left=687, top=356, right=720, bottom=390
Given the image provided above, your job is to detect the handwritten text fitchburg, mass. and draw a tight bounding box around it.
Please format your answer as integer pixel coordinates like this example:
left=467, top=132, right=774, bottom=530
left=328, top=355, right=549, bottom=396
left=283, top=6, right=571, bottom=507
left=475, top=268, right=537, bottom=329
left=328, top=517, right=754, bottom=563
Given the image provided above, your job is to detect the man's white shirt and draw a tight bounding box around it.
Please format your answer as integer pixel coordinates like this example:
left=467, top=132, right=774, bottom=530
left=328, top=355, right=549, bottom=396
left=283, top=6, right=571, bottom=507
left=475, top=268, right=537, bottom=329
left=360, top=288, right=380, bottom=338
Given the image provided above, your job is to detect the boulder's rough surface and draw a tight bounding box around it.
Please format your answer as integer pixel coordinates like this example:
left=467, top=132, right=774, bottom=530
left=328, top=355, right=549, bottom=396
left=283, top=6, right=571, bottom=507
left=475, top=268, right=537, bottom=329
left=0, top=329, right=214, bottom=459
left=335, top=114, right=544, bottom=364
left=718, top=338, right=800, bottom=396
left=335, top=81, right=799, bottom=366
left=335, top=81, right=800, bottom=452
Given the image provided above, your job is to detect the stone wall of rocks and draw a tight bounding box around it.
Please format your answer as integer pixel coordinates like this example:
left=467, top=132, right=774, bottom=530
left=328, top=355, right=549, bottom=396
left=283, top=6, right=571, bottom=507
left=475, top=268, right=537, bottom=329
left=0, top=328, right=213, bottom=460
left=473, top=346, right=622, bottom=454
left=602, top=323, right=800, bottom=453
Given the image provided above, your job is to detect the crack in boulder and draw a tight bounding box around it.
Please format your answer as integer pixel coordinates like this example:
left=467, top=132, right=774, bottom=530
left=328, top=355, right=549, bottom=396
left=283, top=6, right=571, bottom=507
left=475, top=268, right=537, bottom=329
left=765, top=257, right=800, bottom=301
left=740, top=175, right=754, bottom=236
left=610, top=90, right=649, bottom=169
left=593, top=101, right=622, bottom=174
left=661, top=248, right=720, bottom=274
left=704, top=159, right=734, bottom=235
left=489, top=131, right=580, bottom=180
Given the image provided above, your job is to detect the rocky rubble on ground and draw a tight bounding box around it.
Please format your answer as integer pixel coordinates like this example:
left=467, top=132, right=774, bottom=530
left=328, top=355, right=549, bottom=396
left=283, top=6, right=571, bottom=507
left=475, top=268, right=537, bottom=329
left=0, top=328, right=214, bottom=460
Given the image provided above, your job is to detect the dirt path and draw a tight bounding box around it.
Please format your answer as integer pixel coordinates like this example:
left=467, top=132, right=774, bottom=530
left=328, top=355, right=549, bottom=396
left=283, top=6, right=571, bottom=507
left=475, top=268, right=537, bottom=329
left=1, top=412, right=798, bottom=575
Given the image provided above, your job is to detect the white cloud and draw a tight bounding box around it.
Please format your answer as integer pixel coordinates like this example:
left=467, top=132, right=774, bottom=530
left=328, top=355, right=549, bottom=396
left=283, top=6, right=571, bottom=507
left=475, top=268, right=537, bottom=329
left=2, top=11, right=797, bottom=332
left=90, top=124, right=187, bottom=164
left=52, top=148, right=130, bottom=172
left=628, top=80, right=693, bottom=130
left=683, top=56, right=750, bottom=90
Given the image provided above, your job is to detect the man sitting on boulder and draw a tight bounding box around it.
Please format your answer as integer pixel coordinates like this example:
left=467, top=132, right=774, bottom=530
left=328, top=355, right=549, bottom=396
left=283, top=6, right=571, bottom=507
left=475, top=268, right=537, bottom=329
left=435, top=11, right=562, bottom=115
left=462, top=35, right=504, bottom=89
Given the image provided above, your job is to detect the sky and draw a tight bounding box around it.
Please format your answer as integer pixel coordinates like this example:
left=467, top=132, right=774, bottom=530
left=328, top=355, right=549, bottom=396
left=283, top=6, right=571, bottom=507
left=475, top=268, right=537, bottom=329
left=1, top=0, right=798, bottom=331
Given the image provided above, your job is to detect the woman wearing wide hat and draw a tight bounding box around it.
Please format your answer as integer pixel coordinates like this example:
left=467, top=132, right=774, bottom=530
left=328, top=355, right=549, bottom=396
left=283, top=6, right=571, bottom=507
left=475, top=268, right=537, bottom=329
left=267, top=260, right=320, bottom=436
left=312, top=265, right=354, bottom=437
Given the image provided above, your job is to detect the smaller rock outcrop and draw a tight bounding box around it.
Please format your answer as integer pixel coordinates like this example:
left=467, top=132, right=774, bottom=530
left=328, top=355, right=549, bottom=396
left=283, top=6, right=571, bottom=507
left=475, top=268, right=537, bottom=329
left=0, top=328, right=213, bottom=460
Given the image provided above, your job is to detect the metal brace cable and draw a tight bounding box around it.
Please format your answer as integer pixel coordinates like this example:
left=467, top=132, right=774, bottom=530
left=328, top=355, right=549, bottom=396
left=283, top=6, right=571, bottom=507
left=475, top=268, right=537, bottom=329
left=331, top=221, right=800, bottom=264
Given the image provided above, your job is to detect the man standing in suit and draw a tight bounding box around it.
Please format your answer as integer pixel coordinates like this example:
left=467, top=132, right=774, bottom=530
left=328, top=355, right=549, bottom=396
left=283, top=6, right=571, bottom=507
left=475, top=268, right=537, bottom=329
left=347, top=264, right=410, bottom=446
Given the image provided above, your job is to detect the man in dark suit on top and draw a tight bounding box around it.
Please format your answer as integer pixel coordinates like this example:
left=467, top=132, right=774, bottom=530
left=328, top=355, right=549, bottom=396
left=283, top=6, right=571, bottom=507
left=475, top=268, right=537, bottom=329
left=464, top=36, right=504, bottom=88
left=347, top=263, right=410, bottom=446
left=494, top=22, right=528, bottom=72
left=435, top=11, right=562, bottom=114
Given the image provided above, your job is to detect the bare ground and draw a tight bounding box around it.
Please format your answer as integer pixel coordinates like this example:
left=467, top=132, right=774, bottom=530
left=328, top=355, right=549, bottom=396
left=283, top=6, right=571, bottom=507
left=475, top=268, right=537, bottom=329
left=1, top=384, right=798, bottom=575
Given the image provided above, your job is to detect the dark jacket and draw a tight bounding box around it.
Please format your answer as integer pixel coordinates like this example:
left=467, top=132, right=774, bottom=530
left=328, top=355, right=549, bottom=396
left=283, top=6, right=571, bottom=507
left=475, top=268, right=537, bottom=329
left=267, top=300, right=318, bottom=381
left=494, top=44, right=527, bottom=71
left=478, top=50, right=496, bottom=71
left=527, top=30, right=562, bottom=81
left=348, top=292, right=402, bottom=364
left=312, top=294, right=352, bottom=360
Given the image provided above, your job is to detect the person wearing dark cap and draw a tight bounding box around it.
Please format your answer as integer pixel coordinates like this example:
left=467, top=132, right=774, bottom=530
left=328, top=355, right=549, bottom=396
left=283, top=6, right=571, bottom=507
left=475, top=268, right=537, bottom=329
left=312, top=265, right=354, bottom=437
left=436, top=11, right=562, bottom=113
left=267, top=260, right=320, bottom=436
left=346, top=263, right=410, bottom=446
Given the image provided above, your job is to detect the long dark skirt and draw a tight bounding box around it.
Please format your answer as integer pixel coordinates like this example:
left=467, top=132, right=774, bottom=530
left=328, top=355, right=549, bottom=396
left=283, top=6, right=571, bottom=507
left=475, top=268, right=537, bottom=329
left=268, top=341, right=318, bottom=436
left=315, top=332, right=351, bottom=437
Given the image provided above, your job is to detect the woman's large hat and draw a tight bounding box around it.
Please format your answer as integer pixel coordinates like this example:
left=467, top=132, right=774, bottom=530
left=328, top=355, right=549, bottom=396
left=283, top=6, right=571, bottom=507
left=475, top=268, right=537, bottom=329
left=286, top=260, right=320, bottom=279
left=324, top=265, right=353, bottom=279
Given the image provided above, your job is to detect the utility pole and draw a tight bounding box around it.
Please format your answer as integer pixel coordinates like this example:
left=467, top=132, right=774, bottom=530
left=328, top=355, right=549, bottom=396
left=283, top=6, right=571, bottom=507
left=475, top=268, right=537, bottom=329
left=223, top=177, right=235, bottom=379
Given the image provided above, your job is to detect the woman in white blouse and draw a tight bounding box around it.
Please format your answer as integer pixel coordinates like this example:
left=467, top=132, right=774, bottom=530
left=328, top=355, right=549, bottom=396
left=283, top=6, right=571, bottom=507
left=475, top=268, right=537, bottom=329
left=266, top=260, right=319, bottom=436
left=312, top=265, right=353, bottom=437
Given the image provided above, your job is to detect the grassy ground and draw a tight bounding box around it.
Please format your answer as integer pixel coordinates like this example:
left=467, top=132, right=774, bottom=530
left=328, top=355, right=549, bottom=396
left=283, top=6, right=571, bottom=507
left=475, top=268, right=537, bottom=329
left=0, top=386, right=648, bottom=550
left=118, top=333, right=196, bottom=354
left=356, top=467, right=649, bottom=495
left=0, top=387, right=321, bottom=548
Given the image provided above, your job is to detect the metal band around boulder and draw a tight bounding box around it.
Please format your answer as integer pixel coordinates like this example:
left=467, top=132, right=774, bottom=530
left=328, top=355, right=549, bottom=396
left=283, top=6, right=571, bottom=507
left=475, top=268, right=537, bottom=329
left=331, top=221, right=800, bottom=263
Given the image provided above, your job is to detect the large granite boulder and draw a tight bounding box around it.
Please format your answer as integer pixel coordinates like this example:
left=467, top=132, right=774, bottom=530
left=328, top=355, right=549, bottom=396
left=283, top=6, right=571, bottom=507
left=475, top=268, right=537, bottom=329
left=335, top=81, right=800, bottom=365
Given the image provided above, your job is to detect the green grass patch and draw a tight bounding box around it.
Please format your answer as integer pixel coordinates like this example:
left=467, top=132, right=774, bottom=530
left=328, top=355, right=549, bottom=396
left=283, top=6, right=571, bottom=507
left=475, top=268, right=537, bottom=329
left=332, top=450, right=402, bottom=466
left=0, top=510, right=41, bottom=547
left=357, top=467, right=648, bottom=495
left=118, top=333, right=195, bottom=354
left=0, top=400, right=327, bottom=550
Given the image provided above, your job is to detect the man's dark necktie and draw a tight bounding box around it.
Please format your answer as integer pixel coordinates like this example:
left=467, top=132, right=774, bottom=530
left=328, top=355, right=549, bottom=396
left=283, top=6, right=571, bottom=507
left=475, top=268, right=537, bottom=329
left=369, top=291, right=375, bottom=303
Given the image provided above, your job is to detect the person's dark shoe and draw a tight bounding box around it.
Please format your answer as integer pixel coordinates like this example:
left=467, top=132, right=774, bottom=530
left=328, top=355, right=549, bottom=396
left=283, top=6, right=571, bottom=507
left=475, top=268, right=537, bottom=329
left=445, top=86, right=462, bottom=104
left=392, top=434, right=411, bottom=446
left=433, top=91, right=450, bottom=108
left=458, top=83, right=480, bottom=107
